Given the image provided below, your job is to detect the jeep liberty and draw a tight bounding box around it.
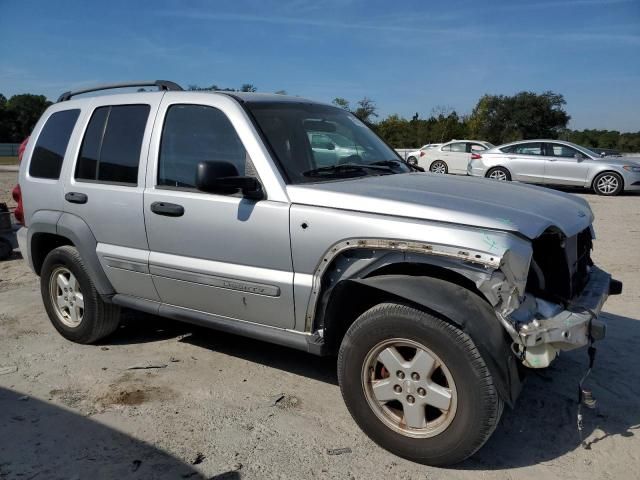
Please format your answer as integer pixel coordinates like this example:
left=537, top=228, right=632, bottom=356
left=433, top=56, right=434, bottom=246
left=15, top=81, right=621, bottom=465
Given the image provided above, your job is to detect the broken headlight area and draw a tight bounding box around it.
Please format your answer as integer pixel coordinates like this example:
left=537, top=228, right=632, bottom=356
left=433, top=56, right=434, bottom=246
left=503, top=227, right=620, bottom=369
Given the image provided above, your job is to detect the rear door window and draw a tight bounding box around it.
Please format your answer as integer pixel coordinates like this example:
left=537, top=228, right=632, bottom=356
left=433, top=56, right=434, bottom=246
left=29, top=109, right=80, bottom=179
left=75, top=104, right=150, bottom=185
left=502, top=143, right=543, bottom=156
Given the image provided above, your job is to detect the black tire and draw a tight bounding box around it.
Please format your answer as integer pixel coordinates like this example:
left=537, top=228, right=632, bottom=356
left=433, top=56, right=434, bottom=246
left=486, top=166, right=511, bottom=181
left=407, top=156, right=417, bottom=166
left=0, top=238, right=12, bottom=261
left=337, top=302, right=503, bottom=466
left=592, top=171, right=623, bottom=196
left=429, top=160, right=448, bottom=174
left=40, top=245, right=120, bottom=344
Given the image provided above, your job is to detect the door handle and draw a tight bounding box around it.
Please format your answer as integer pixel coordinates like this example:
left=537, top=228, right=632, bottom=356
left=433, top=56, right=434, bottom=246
left=151, top=201, right=184, bottom=217
left=65, top=192, right=88, bottom=204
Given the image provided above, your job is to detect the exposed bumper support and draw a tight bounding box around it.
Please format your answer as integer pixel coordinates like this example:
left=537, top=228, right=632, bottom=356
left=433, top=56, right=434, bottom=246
left=508, top=266, right=621, bottom=368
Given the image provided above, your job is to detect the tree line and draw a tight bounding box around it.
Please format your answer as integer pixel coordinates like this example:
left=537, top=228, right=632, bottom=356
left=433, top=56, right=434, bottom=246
left=1, top=87, right=638, bottom=152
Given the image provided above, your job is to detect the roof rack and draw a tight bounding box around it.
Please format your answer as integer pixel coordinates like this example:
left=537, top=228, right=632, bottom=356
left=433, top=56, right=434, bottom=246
left=57, top=80, right=183, bottom=102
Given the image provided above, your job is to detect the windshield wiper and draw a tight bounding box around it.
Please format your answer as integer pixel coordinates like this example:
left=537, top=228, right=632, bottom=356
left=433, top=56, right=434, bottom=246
left=302, top=163, right=395, bottom=177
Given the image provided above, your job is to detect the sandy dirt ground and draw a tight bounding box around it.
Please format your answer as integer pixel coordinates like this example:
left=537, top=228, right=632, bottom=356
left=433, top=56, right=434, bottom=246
left=1, top=170, right=639, bottom=480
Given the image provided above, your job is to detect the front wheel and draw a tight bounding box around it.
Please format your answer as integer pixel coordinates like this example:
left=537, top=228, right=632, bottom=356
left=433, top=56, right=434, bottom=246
left=593, top=171, right=623, bottom=196
left=337, top=303, right=503, bottom=466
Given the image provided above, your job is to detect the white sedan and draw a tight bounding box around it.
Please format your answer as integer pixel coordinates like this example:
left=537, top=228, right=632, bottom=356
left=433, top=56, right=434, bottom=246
left=405, top=144, right=441, bottom=165
left=418, top=140, right=494, bottom=175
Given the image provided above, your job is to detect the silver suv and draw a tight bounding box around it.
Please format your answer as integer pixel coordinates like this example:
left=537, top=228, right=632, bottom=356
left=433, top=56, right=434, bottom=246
left=15, top=81, right=621, bottom=466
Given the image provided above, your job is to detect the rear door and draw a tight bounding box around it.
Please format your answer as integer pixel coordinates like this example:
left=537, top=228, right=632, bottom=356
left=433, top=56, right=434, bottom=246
left=445, top=142, right=469, bottom=174
left=502, top=142, right=546, bottom=183
left=143, top=93, right=295, bottom=329
left=543, top=142, right=592, bottom=186
left=63, top=93, right=163, bottom=301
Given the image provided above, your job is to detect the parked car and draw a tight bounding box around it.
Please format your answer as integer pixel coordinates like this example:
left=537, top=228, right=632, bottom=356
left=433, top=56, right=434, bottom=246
left=16, top=81, right=621, bottom=466
left=418, top=140, right=494, bottom=174
left=307, top=130, right=362, bottom=166
left=406, top=144, right=441, bottom=165
left=468, top=139, right=640, bottom=196
left=589, top=147, right=622, bottom=157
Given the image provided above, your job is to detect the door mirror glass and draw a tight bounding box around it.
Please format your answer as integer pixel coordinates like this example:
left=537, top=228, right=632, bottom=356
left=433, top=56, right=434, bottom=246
left=196, top=161, right=264, bottom=200
left=574, top=152, right=585, bottom=160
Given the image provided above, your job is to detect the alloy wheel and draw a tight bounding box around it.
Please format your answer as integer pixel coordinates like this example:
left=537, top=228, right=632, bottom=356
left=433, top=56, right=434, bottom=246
left=596, top=174, right=619, bottom=194
left=362, top=338, right=457, bottom=438
left=49, top=266, right=85, bottom=328
left=489, top=169, right=507, bottom=181
left=430, top=161, right=447, bottom=174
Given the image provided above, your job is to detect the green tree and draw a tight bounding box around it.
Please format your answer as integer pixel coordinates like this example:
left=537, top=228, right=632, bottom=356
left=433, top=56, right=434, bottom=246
left=468, top=91, right=569, bottom=144
left=332, top=97, right=350, bottom=111
left=353, top=97, right=378, bottom=124
left=0, top=93, right=51, bottom=142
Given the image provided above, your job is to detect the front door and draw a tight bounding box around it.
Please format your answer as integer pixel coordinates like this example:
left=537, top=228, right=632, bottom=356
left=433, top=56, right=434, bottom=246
left=542, top=143, right=591, bottom=186
left=143, top=95, right=295, bottom=329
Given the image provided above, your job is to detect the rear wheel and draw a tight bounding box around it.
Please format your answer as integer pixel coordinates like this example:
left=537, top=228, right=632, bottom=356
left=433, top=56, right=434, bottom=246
left=486, top=167, right=511, bottom=181
left=407, top=156, right=418, bottom=166
left=429, top=160, right=448, bottom=174
left=593, top=171, right=623, bottom=196
left=41, top=246, right=120, bottom=344
left=337, top=303, right=503, bottom=466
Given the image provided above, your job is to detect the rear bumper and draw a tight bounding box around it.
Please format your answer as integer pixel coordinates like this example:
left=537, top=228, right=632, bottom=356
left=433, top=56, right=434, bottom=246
left=509, top=266, right=620, bottom=367
left=467, top=164, right=486, bottom=177
left=16, top=227, right=31, bottom=269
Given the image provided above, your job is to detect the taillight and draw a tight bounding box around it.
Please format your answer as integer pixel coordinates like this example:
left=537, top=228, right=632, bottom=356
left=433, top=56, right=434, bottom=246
left=471, top=153, right=482, bottom=160
left=419, top=151, right=425, bottom=157
left=12, top=184, right=24, bottom=225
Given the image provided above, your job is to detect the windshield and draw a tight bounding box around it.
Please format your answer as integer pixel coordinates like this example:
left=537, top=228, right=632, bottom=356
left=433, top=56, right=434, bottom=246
left=246, top=102, right=409, bottom=183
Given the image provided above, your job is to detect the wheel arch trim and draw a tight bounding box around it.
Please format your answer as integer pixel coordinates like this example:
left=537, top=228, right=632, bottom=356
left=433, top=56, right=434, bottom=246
left=337, top=275, right=523, bottom=406
left=28, top=211, right=115, bottom=295
left=591, top=170, right=625, bottom=191
left=304, top=237, right=504, bottom=333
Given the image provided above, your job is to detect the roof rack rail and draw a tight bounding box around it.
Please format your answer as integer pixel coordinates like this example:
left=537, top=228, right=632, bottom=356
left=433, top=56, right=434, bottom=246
left=57, top=80, right=183, bottom=102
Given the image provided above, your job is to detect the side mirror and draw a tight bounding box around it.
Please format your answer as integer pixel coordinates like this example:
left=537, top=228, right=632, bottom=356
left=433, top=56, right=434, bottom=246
left=325, top=142, right=335, bottom=151
left=196, top=161, right=264, bottom=200
left=574, top=153, right=585, bottom=161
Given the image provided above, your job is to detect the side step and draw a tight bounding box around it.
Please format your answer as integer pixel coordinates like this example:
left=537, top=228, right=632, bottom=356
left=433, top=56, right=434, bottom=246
left=112, top=294, right=327, bottom=355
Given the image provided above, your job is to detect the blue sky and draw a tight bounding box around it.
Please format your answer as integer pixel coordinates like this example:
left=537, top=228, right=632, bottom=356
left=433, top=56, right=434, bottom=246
left=1, top=0, right=638, bottom=131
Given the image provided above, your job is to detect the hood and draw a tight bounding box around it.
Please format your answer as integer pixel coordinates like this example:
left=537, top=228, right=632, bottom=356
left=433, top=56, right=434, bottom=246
left=286, top=173, right=593, bottom=239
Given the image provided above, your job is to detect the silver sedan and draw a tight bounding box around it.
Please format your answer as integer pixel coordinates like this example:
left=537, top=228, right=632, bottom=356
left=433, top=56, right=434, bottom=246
left=468, top=140, right=640, bottom=195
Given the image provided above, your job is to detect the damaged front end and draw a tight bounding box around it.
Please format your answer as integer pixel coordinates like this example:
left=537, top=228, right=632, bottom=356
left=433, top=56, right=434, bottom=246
left=488, top=226, right=622, bottom=369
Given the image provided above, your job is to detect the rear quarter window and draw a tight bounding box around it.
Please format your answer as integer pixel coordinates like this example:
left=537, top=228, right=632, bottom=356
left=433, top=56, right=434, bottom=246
left=29, top=109, right=81, bottom=179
